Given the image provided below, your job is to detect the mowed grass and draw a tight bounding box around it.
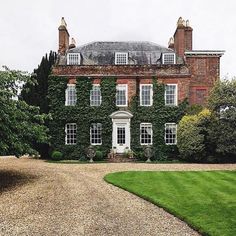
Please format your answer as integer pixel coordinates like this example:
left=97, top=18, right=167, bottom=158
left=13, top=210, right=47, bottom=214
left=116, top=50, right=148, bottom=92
left=104, top=171, right=236, bottom=236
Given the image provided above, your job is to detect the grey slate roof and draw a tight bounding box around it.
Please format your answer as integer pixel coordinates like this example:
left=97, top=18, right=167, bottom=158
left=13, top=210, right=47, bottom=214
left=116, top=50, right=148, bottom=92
left=66, top=41, right=175, bottom=65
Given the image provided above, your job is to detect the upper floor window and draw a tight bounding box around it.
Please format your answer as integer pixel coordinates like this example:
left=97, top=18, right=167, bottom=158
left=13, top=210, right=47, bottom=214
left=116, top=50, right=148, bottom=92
left=65, top=123, right=77, bottom=145
left=140, top=84, right=153, bottom=106
left=116, top=84, right=128, bottom=106
left=165, top=84, right=177, bottom=106
left=65, top=84, right=77, bottom=106
left=90, top=123, right=102, bottom=145
left=140, top=123, right=153, bottom=145
left=67, top=53, right=80, bottom=65
left=195, top=89, right=207, bottom=105
left=90, top=84, right=102, bottom=106
left=162, top=53, right=176, bottom=64
left=115, top=52, right=128, bottom=65
left=165, top=123, right=177, bottom=145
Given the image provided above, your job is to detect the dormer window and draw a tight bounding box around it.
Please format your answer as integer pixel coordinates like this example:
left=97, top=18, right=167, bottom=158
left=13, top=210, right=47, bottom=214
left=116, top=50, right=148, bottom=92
left=162, top=53, right=176, bottom=64
left=115, top=52, right=128, bottom=65
left=67, top=53, right=80, bottom=65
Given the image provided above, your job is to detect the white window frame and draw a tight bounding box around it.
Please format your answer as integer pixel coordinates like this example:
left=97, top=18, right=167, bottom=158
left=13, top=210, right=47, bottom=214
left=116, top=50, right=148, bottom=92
left=165, top=123, right=177, bottom=145
left=162, top=53, right=176, bottom=65
left=140, top=123, right=153, bottom=145
left=67, top=53, right=81, bottom=65
left=90, top=84, right=102, bottom=106
left=116, top=84, right=128, bottom=107
left=140, top=84, right=153, bottom=106
left=65, top=84, right=77, bottom=106
left=65, top=123, right=77, bottom=145
left=90, top=123, right=102, bottom=145
left=165, top=84, right=178, bottom=106
left=115, top=52, right=128, bottom=65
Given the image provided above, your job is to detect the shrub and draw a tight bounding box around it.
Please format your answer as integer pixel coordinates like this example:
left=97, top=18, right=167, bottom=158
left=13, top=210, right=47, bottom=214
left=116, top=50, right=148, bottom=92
left=134, top=151, right=145, bottom=161
left=94, top=150, right=103, bottom=161
left=79, top=156, right=87, bottom=162
left=51, top=151, right=63, bottom=161
left=177, top=109, right=211, bottom=162
left=186, top=104, right=204, bottom=115
left=70, top=148, right=81, bottom=160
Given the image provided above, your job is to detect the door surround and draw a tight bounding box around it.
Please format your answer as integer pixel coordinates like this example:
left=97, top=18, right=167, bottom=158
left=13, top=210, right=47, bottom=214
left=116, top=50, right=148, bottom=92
left=110, top=111, right=133, bottom=153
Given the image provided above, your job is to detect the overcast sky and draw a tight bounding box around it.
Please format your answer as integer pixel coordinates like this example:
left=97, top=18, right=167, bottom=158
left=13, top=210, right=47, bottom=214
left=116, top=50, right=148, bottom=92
left=1, top=0, right=235, bottom=78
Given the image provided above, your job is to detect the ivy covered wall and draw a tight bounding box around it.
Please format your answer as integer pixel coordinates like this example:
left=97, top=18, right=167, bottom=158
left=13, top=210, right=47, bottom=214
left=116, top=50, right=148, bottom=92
left=130, top=79, right=187, bottom=160
left=48, top=76, right=117, bottom=159
left=48, top=76, right=187, bottom=160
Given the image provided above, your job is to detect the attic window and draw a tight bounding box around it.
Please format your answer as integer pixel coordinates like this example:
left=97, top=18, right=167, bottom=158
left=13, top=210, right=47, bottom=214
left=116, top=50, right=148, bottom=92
left=115, top=52, right=128, bottom=65
left=67, top=53, right=80, bottom=65
left=162, top=53, right=176, bottom=65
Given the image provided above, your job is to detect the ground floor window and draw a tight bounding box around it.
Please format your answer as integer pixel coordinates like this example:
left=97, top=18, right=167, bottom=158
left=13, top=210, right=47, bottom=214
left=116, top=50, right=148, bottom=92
left=65, top=123, right=77, bottom=145
left=140, top=123, right=152, bottom=145
left=165, top=123, right=177, bottom=145
left=90, top=123, right=102, bottom=145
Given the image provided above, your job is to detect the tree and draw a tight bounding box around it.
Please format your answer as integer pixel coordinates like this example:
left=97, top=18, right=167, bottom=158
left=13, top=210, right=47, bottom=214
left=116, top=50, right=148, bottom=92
left=0, top=67, right=49, bottom=157
left=20, top=51, right=57, bottom=158
left=21, top=51, right=57, bottom=113
left=208, top=79, right=236, bottom=161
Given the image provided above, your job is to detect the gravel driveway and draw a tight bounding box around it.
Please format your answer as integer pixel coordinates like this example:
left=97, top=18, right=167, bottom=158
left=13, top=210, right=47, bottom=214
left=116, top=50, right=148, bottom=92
left=0, top=157, right=235, bottom=236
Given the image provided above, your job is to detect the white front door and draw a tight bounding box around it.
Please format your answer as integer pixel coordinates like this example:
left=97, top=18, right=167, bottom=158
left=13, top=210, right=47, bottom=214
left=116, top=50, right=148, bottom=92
left=113, top=122, right=130, bottom=153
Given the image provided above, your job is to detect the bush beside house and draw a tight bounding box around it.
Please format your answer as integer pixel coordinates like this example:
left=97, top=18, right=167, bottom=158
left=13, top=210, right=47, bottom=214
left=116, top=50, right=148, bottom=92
left=178, top=79, right=236, bottom=163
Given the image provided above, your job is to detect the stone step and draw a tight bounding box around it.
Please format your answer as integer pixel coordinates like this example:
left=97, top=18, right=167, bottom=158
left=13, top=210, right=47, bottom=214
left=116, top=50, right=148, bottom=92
left=106, top=153, right=137, bottom=162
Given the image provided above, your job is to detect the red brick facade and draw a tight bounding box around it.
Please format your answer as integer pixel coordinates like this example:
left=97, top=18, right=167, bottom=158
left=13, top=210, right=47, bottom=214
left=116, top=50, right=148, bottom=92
left=53, top=17, right=224, bottom=106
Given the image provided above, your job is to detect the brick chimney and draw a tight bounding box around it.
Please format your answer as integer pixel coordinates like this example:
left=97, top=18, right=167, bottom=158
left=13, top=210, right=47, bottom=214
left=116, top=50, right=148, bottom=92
left=58, top=17, right=70, bottom=55
left=173, top=17, right=193, bottom=57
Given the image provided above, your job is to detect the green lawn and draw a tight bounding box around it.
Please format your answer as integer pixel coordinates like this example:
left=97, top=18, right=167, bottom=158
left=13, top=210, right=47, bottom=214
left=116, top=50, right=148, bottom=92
left=104, top=171, right=236, bottom=236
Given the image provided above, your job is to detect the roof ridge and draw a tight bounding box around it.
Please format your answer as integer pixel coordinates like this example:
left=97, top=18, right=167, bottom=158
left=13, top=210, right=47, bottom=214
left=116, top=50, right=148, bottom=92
left=74, top=41, right=171, bottom=51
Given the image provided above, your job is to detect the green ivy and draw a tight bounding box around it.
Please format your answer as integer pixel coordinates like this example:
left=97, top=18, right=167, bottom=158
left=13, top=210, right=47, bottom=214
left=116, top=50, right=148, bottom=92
left=48, top=76, right=187, bottom=160
left=48, top=76, right=117, bottom=159
left=130, top=79, right=187, bottom=160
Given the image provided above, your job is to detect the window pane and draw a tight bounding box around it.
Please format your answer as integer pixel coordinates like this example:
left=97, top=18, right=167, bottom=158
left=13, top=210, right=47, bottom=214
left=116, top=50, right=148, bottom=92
left=165, top=85, right=177, bottom=106
left=163, top=53, right=175, bottom=64
left=140, top=123, right=152, bottom=145
left=90, top=85, right=101, bottom=106
left=117, top=127, right=125, bottom=144
left=65, top=123, right=77, bottom=145
left=91, top=123, right=102, bottom=145
left=115, top=53, right=128, bottom=65
left=141, top=85, right=152, bottom=106
left=65, top=85, right=77, bottom=106
left=116, top=85, right=127, bottom=106
left=67, top=53, right=80, bottom=65
left=165, top=123, right=177, bottom=145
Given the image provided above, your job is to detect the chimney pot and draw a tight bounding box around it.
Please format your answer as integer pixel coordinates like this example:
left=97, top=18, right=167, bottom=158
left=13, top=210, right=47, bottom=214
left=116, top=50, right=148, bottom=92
left=186, top=20, right=190, bottom=27
left=60, top=17, right=67, bottom=27
left=69, top=37, right=76, bottom=49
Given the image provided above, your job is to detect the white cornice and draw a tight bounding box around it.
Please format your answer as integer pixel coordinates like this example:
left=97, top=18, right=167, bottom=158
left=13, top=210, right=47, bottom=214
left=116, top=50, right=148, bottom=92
left=185, top=50, right=225, bottom=56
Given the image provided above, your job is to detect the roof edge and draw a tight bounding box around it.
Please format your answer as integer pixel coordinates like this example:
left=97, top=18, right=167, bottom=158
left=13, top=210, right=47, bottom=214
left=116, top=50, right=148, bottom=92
left=185, top=50, right=225, bottom=56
